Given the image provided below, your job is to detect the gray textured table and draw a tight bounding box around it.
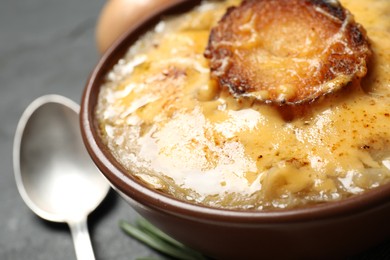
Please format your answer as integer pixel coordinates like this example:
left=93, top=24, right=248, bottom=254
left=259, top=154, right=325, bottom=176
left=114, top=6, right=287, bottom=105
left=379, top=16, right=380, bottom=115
left=0, top=0, right=389, bottom=259
left=0, top=0, right=165, bottom=259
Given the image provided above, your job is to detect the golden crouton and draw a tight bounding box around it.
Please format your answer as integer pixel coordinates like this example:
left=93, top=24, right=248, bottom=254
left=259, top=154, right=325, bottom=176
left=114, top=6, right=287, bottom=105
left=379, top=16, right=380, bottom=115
left=205, top=0, right=371, bottom=105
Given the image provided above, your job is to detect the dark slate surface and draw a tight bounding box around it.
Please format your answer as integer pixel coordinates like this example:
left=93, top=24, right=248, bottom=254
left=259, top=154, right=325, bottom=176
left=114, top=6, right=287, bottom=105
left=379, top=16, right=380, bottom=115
left=0, top=0, right=165, bottom=259
left=0, top=0, right=389, bottom=260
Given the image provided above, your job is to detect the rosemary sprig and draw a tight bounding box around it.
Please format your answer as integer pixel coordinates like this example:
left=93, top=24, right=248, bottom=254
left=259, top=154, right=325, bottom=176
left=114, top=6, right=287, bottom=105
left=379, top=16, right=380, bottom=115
left=135, top=218, right=187, bottom=249
left=119, top=219, right=207, bottom=260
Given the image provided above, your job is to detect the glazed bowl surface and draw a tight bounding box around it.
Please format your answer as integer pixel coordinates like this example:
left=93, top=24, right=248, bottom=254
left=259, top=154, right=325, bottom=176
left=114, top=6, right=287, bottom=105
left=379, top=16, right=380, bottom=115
left=80, top=1, right=390, bottom=259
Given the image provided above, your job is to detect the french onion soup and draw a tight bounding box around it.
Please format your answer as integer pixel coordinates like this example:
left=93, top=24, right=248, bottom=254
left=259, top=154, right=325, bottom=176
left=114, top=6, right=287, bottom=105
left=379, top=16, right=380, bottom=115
left=95, top=0, right=390, bottom=210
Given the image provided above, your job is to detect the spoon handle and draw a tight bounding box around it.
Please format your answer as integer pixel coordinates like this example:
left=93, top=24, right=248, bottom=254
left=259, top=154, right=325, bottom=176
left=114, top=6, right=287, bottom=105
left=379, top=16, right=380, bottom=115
left=68, top=217, right=96, bottom=260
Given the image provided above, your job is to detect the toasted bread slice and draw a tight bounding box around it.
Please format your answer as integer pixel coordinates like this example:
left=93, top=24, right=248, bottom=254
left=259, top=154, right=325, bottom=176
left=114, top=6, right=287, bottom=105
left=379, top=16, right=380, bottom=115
left=204, top=0, right=371, bottom=105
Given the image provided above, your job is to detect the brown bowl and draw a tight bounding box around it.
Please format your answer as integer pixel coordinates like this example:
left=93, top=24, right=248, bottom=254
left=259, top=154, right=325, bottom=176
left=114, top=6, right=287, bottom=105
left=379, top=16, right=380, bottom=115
left=80, top=1, right=390, bottom=259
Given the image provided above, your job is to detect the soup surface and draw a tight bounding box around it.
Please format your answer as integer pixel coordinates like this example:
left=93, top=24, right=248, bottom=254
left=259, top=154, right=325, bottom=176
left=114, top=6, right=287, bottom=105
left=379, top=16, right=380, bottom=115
left=96, top=0, right=390, bottom=210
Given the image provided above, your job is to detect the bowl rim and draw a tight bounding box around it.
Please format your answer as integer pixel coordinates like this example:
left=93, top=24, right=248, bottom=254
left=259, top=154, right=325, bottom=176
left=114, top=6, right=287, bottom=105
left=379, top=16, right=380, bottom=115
left=80, top=0, right=390, bottom=225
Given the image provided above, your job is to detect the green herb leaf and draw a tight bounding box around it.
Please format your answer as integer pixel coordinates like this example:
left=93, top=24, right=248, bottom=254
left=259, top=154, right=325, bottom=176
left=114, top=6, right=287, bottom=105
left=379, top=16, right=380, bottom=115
left=136, top=218, right=186, bottom=249
left=135, top=218, right=207, bottom=260
left=120, top=220, right=207, bottom=260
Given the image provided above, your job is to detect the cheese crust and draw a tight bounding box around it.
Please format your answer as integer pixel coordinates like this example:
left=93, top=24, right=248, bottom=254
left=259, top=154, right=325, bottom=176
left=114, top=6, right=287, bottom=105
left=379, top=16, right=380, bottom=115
left=96, top=0, right=390, bottom=210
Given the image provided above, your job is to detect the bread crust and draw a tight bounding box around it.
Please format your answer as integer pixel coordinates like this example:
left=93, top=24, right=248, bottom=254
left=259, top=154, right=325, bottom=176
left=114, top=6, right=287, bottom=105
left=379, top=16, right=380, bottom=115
left=204, top=0, right=371, bottom=105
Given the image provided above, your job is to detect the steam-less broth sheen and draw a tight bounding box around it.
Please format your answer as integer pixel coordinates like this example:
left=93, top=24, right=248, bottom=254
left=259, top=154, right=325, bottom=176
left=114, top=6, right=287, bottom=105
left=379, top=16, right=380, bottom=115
left=96, top=0, right=390, bottom=210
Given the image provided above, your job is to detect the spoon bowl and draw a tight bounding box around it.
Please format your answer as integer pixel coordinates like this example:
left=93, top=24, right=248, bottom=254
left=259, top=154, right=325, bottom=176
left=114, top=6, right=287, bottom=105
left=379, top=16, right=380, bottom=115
left=13, top=94, right=110, bottom=260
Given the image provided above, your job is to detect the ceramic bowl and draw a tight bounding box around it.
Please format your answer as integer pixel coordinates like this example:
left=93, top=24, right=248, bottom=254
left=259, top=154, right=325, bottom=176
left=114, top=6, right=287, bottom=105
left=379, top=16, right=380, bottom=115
left=80, top=1, right=390, bottom=259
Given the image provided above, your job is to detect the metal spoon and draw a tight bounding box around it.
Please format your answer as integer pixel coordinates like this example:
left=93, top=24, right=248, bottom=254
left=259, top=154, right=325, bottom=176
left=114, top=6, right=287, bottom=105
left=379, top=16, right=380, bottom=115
left=13, top=94, right=110, bottom=260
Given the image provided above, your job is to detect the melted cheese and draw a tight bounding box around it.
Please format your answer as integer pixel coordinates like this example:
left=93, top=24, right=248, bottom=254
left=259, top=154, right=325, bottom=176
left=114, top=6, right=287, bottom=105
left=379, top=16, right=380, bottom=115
left=96, top=0, right=390, bottom=210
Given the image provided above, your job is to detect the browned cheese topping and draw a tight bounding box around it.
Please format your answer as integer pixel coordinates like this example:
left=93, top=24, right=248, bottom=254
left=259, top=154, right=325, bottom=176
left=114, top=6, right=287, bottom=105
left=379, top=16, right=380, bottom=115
left=96, top=0, right=390, bottom=210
